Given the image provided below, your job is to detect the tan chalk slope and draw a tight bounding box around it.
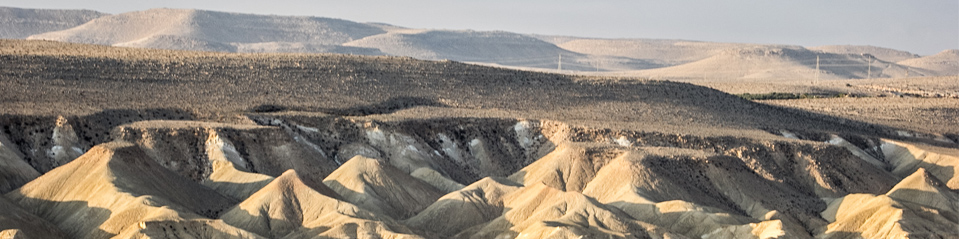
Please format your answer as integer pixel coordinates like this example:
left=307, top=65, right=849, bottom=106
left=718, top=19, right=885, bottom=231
left=221, top=170, right=422, bottom=239
left=3, top=141, right=250, bottom=239
left=820, top=169, right=958, bottom=239
left=322, top=156, right=445, bottom=220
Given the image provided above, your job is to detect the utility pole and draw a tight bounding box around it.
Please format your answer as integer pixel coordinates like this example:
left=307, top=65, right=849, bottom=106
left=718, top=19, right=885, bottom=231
left=815, top=55, right=820, bottom=85
left=557, top=54, right=562, bottom=71
left=866, top=59, right=871, bottom=79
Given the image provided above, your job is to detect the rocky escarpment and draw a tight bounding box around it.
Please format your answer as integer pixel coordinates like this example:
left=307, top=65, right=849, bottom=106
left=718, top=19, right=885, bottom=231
left=0, top=110, right=954, bottom=238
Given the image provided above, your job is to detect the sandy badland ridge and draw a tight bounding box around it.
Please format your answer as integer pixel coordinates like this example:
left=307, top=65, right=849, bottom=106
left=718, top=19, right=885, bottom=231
left=0, top=39, right=957, bottom=238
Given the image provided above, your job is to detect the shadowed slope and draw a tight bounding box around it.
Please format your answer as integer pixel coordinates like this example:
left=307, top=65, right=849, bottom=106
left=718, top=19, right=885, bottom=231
left=115, top=120, right=339, bottom=197
left=0, top=131, right=39, bottom=193
left=0, top=195, right=67, bottom=239
left=4, top=141, right=236, bottom=239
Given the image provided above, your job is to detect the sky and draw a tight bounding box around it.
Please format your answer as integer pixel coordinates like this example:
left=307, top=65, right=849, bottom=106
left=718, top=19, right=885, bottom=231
left=3, top=0, right=956, bottom=55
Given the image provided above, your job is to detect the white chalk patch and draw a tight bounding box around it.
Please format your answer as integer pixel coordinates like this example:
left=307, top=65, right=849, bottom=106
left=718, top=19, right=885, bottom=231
left=779, top=130, right=799, bottom=139
left=828, top=135, right=885, bottom=168
left=365, top=129, right=387, bottom=144
left=438, top=133, right=465, bottom=163
left=294, top=124, right=320, bottom=133
left=469, top=138, right=481, bottom=147
left=294, top=135, right=328, bottom=159
left=614, top=136, right=632, bottom=147
left=514, top=121, right=534, bottom=149
left=47, top=146, right=64, bottom=158
left=206, top=134, right=249, bottom=170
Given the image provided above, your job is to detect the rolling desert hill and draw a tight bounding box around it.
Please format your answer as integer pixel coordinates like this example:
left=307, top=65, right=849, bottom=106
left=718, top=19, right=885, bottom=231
left=343, top=29, right=659, bottom=71
left=624, top=46, right=933, bottom=80
left=0, top=7, right=106, bottom=39
left=28, top=8, right=386, bottom=53
left=541, top=37, right=762, bottom=66
left=808, top=45, right=921, bottom=63
left=0, top=39, right=957, bottom=238
left=897, top=49, right=959, bottom=76
left=3, top=6, right=956, bottom=80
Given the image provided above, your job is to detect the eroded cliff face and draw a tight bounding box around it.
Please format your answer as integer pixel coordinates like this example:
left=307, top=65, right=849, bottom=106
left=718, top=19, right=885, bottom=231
left=0, top=109, right=194, bottom=174
left=0, top=111, right=955, bottom=238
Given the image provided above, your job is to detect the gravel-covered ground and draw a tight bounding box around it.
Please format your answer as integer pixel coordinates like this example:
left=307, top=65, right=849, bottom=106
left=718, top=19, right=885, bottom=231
left=3, top=39, right=939, bottom=140
left=765, top=97, right=959, bottom=136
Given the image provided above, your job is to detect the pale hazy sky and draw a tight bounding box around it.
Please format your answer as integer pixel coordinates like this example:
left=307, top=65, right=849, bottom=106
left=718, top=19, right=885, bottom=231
left=3, top=0, right=956, bottom=55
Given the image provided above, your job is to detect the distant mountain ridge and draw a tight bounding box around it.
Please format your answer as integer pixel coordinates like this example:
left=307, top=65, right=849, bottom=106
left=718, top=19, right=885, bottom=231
left=3, top=6, right=956, bottom=79
left=0, top=7, right=106, bottom=38
left=897, top=49, right=959, bottom=76
left=28, top=8, right=386, bottom=54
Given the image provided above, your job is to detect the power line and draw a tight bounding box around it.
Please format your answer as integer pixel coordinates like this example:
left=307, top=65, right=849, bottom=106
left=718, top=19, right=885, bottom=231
left=815, top=55, right=820, bottom=85
left=557, top=53, right=562, bottom=71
